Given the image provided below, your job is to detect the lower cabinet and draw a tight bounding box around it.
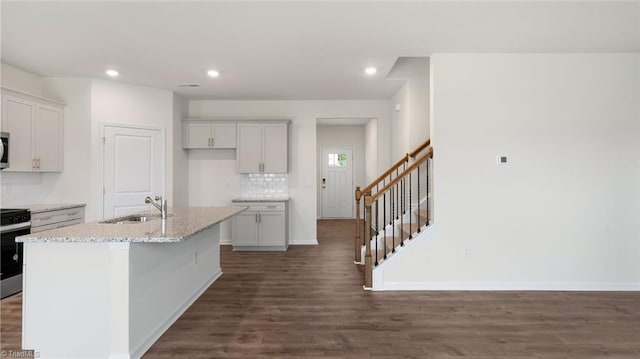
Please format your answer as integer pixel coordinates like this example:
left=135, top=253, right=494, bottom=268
left=232, top=202, right=288, bottom=251
left=30, top=206, right=85, bottom=233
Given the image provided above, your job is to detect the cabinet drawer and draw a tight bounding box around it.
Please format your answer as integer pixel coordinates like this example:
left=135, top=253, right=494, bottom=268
left=31, top=218, right=84, bottom=233
left=246, top=203, right=285, bottom=212
left=31, top=207, right=85, bottom=227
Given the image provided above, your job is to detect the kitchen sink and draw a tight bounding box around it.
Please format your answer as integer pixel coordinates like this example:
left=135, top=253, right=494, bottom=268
left=100, top=214, right=157, bottom=224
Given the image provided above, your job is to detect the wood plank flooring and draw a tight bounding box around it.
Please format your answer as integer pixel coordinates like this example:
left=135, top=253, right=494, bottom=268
left=2, top=219, right=640, bottom=358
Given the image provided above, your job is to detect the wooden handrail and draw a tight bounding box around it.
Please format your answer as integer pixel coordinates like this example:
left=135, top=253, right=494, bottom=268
left=408, top=138, right=431, bottom=158
left=370, top=147, right=433, bottom=202
left=357, top=154, right=409, bottom=199
left=356, top=138, right=431, bottom=200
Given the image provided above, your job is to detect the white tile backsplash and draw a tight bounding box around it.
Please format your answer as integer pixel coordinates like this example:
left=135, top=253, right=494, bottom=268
left=240, top=173, right=288, bottom=197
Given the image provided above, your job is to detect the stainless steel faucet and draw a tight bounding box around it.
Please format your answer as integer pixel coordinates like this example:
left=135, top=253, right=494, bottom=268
left=145, top=195, right=167, bottom=219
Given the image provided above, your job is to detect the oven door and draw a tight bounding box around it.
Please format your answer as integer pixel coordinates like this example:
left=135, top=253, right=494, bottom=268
left=1, top=224, right=29, bottom=280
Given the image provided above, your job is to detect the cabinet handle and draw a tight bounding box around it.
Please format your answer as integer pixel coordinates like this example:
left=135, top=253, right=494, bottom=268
left=38, top=216, right=53, bottom=221
left=211, top=137, right=214, bottom=147
left=255, top=213, right=258, bottom=223
left=258, top=213, right=261, bottom=222
left=37, top=158, right=41, bottom=169
left=32, top=159, right=36, bottom=169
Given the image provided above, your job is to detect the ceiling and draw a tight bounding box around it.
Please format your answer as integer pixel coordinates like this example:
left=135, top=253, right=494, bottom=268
left=2, top=1, right=638, bottom=101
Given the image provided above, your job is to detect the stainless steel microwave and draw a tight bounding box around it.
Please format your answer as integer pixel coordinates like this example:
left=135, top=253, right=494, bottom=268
left=0, top=132, right=9, bottom=169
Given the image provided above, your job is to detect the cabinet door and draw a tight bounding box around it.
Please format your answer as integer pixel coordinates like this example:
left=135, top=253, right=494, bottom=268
left=211, top=123, right=237, bottom=149
left=232, top=212, right=259, bottom=246
left=34, top=104, right=63, bottom=171
left=259, top=212, right=285, bottom=246
left=262, top=124, right=288, bottom=173
left=184, top=123, right=212, bottom=149
left=1, top=95, right=35, bottom=171
left=237, top=123, right=262, bottom=173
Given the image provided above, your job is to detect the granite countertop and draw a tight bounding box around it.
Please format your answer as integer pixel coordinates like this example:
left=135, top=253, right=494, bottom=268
left=19, top=203, right=86, bottom=214
left=16, top=206, right=247, bottom=244
left=231, top=196, right=290, bottom=203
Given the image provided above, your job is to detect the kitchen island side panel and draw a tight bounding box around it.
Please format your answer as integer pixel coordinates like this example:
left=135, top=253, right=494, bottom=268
left=129, top=225, right=221, bottom=358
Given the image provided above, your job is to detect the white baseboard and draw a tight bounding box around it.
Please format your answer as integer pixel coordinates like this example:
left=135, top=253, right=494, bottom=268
left=130, top=269, right=223, bottom=359
left=375, top=281, right=640, bottom=291
left=289, top=239, right=318, bottom=245
left=220, top=239, right=317, bottom=245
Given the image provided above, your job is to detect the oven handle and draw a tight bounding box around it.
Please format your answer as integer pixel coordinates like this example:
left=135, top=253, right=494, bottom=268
left=0, top=221, right=31, bottom=233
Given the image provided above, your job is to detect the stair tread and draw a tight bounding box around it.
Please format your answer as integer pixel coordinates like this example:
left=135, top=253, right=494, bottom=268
left=383, top=236, right=403, bottom=250
left=366, top=249, right=391, bottom=265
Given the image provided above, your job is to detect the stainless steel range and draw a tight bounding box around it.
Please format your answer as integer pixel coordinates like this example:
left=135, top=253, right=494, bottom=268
left=1, top=208, right=31, bottom=298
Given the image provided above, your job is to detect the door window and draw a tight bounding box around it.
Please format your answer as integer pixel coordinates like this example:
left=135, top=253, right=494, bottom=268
left=328, top=153, right=347, bottom=167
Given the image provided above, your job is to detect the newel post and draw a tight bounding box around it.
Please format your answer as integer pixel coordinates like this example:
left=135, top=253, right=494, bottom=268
left=364, top=194, right=373, bottom=288
left=354, top=186, right=362, bottom=263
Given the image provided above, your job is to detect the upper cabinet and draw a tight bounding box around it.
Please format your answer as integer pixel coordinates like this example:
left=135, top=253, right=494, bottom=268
left=1, top=88, right=64, bottom=172
left=237, top=121, right=289, bottom=173
left=182, top=120, right=236, bottom=149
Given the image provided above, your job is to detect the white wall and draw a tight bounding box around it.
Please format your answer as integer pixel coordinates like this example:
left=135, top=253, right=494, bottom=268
left=316, top=125, right=366, bottom=218
left=90, top=79, right=174, bottom=220
left=1, top=63, right=43, bottom=96
left=385, top=53, right=640, bottom=290
left=387, top=57, right=430, bottom=161
left=364, top=118, right=378, bottom=185
left=188, top=100, right=390, bottom=244
left=172, top=94, right=189, bottom=206
left=40, top=78, right=93, bottom=210
left=389, top=83, right=410, bottom=161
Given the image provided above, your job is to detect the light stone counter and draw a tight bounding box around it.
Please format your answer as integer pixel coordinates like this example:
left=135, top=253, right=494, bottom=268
left=17, top=206, right=247, bottom=243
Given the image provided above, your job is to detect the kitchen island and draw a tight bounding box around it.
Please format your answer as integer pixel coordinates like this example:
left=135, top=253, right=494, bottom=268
left=16, top=206, right=246, bottom=359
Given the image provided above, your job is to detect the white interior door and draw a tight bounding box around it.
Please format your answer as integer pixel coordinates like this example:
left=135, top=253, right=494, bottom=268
left=103, top=125, right=164, bottom=219
left=321, top=148, right=354, bottom=218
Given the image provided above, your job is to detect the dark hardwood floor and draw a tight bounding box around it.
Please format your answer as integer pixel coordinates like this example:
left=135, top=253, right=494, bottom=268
left=2, top=219, right=640, bottom=358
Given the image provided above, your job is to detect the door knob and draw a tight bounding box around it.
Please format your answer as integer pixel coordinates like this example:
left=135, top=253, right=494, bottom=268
left=322, top=178, right=326, bottom=189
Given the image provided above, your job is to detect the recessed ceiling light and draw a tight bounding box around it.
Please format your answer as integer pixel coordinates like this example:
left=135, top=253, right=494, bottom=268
left=364, top=67, right=377, bottom=75
left=207, top=70, right=220, bottom=78
left=105, top=69, right=119, bottom=77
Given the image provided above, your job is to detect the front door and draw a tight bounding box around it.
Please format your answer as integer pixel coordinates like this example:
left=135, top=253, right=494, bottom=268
left=321, top=148, right=354, bottom=218
left=103, top=125, right=164, bottom=219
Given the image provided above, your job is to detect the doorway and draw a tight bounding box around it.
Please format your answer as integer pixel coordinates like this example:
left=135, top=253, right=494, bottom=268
left=320, top=148, right=354, bottom=218
left=102, top=124, right=165, bottom=219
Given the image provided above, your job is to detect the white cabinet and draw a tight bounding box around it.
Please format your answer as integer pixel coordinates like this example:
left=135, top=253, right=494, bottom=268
left=30, top=206, right=85, bottom=233
left=183, top=121, right=236, bottom=149
left=1, top=89, right=64, bottom=172
left=237, top=122, right=288, bottom=173
left=232, top=201, right=288, bottom=251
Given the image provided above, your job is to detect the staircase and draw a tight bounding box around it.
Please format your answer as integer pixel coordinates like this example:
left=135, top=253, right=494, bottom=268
left=354, top=139, right=433, bottom=289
